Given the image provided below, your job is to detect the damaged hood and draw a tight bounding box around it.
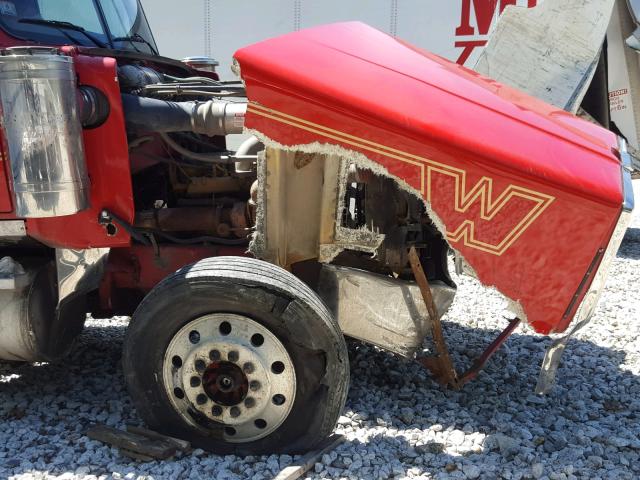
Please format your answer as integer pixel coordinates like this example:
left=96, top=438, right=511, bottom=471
left=234, top=22, right=626, bottom=334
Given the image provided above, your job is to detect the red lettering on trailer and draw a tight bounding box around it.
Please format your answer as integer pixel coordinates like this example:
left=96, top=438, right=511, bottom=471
left=609, top=89, right=629, bottom=112
left=609, top=88, right=629, bottom=98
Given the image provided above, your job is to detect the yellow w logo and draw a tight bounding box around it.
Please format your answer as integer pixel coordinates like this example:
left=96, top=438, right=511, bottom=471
left=248, top=102, right=555, bottom=256
left=426, top=166, right=554, bottom=255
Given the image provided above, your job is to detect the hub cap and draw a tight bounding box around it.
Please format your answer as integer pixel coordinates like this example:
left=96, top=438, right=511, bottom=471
left=163, top=314, right=296, bottom=443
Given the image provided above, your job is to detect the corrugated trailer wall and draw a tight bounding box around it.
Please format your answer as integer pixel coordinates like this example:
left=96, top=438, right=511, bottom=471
left=140, top=0, right=537, bottom=77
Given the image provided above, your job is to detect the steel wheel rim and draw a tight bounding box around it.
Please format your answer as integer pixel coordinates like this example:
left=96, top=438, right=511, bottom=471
left=163, top=313, right=296, bottom=443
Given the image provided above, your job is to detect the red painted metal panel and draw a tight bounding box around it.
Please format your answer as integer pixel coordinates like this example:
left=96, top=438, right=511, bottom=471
left=99, top=245, right=248, bottom=312
left=0, top=141, right=12, bottom=213
left=25, top=51, right=134, bottom=248
left=106, top=245, right=247, bottom=291
left=234, top=22, right=624, bottom=335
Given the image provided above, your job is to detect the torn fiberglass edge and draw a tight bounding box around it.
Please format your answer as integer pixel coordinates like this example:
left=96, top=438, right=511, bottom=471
left=245, top=126, right=533, bottom=367
left=245, top=127, right=548, bottom=387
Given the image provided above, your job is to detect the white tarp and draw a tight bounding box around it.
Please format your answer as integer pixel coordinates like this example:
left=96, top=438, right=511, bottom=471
left=474, top=0, right=616, bottom=113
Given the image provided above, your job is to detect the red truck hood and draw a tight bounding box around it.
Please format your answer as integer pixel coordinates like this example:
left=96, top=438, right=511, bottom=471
left=234, top=22, right=626, bottom=334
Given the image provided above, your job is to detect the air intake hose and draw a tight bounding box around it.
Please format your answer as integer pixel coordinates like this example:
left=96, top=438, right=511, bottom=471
left=121, top=94, right=246, bottom=136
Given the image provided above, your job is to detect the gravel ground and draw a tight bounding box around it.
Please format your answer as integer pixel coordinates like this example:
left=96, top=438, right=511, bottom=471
left=1, top=183, right=639, bottom=480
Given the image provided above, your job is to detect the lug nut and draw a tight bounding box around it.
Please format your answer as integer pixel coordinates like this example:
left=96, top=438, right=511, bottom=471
left=228, top=350, right=239, bottom=362
left=189, top=330, right=200, bottom=344
left=209, top=349, right=221, bottom=361
left=196, top=394, right=207, bottom=405
left=230, top=406, right=241, bottom=418
left=243, top=362, right=255, bottom=374
left=190, top=376, right=201, bottom=388
left=249, top=380, right=261, bottom=391
left=211, top=405, right=223, bottom=416
left=244, top=397, right=256, bottom=408
left=195, top=359, right=206, bottom=371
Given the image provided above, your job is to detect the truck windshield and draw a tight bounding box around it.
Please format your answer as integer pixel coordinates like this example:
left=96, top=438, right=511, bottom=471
left=0, top=0, right=158, bottom=54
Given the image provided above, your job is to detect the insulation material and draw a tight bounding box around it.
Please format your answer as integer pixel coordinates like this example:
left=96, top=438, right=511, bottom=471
left=247, top=129, right=529, bottom=325
left=474, top=0, right=616, bottom=112
left=247, top=132, right=449, bottom=256
left=250, top=146, right=343, bottom=267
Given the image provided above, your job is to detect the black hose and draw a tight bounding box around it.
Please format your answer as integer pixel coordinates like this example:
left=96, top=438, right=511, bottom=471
left=149, top=230, right=249, bottom=246
left=103, top=211, right=152, bottom=246
left=121, top=94, right=194, bottom=134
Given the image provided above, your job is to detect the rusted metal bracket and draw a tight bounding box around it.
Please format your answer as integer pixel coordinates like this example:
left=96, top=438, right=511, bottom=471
left=456, top=317, right=521, bottom=386
left=408, top=246, right=521, bottom=389
left=408, top=246, right=458, bottom=387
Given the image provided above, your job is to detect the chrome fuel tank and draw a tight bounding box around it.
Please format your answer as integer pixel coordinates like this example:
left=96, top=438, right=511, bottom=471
left=0, top=47, right=89, bottom=218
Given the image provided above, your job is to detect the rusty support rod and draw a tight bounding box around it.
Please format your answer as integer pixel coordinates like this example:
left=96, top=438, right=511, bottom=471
left=408, top=246, right=458, bottom=387
left=456, top=317, right=521, bottom=385
left=409, top=246, right=521, bottom=389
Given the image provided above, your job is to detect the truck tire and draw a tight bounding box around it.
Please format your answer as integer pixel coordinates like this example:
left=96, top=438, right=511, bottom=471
left=122, top=256, right=349, bottom=455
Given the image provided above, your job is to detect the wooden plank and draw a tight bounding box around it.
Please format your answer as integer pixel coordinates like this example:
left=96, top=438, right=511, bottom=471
left=86, top=425, right=177, bottom=460
left=126, top=425, right=192, bottom=453
left=272, top=434, right=344, bottom=480
left=119, top=449, right=156, bottom=463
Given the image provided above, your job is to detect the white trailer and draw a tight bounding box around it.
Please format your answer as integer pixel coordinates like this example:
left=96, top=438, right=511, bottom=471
left=141, top=1, right=539, bottom=76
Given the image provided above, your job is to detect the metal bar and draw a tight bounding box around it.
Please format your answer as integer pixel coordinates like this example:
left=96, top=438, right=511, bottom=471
left=409, top=246, right=521, bottom=389
left=456, top=318, right=521, bottom=386
left=408, top=246, right=458, bottom=387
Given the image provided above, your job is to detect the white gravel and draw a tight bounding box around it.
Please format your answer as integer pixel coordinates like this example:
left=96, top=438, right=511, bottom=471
left=2, top=182, right=640, bottom=480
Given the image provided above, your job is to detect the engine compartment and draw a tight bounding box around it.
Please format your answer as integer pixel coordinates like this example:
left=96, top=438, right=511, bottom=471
left=117, top=64, right=253, bottom=247
left=114, top=61, right=453, bottom=296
